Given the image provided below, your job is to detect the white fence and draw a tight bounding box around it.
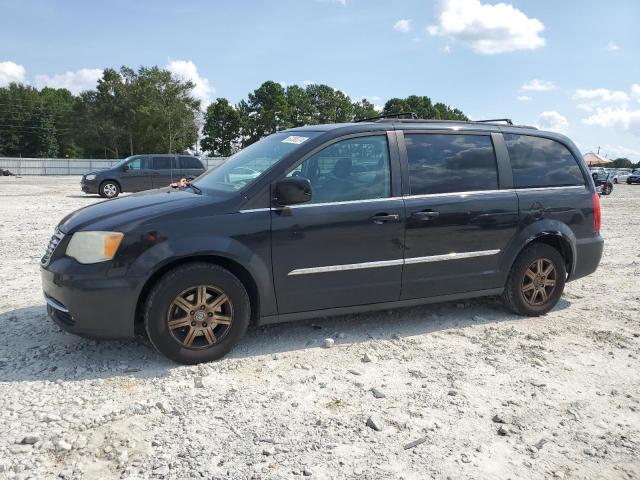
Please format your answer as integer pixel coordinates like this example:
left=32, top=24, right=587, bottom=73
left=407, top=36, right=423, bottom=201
left=0, top=157, right=228, bottom=176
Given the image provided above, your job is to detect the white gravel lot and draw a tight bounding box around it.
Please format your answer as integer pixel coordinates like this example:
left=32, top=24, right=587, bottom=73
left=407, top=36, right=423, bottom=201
left=0, top=176, right=639, bottom=480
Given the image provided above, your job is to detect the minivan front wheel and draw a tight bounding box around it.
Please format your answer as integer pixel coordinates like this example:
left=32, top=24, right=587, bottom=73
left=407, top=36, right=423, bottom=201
left=503, top=244, right=566, bottom=316
left=99, top=181, right=120, bottom=198
left=144, top=263, right=250, bottom=364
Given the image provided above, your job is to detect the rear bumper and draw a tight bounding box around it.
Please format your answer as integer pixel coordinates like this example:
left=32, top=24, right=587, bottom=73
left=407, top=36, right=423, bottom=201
left=41, top=257, right=142, bottom=338
left=570, top=235, right=604, bottom=281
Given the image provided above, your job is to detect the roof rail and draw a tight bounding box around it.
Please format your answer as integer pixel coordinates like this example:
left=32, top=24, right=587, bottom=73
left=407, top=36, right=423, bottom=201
left=355, top=111, right=417, bottom=122
left=475, top=118, right=514, bottom=125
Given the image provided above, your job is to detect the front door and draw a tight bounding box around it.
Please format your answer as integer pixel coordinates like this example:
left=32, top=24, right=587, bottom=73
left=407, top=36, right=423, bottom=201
left=399, top=132, right=519, bottom=299
left=271, top=133, right=405, bottom=314
left=120, top=156, right=153, bottom=192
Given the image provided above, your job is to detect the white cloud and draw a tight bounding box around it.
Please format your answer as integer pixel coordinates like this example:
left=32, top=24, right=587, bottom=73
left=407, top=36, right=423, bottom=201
left=517, top=95, right=532, bottom=101
left=393, top=19, right=412, bottom=33
left=302, top=80, right=315, bottom=86
left=165, top=60, right=214, bottom=106
left=33, top=68, right=102, bottom=94
left=427, top=0, right=545, bottom=55
left=573, top=88, right=629, bottom=112
left=606, top=42, right=620, bottom=51
left=536, top=111, right=569, bottom=133
left=0, top=61, right=27, bottom=86
left=574, top=84, right=640, bottom=136
left=442, top=44, right=451, bottom=53
left=583, top=107, right=640, bottom=135
left=521, top=79, right=555, bottom=92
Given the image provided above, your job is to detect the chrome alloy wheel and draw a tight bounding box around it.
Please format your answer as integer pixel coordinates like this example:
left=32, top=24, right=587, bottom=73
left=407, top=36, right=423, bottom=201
left=166, top=285, right=233, bottom=349
left=103, top=183, right=118, bottom=197
left=521, top=258, right=557, bottom=306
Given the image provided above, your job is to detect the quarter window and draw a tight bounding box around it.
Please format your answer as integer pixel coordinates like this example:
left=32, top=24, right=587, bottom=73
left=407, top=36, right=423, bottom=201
left=180, top=156, right=202, bottom=169
left=404, top=134, right=498, bottom=195
left=504, top=134, right=585, bottom=188
left=288, top=135, right=391, bottom=204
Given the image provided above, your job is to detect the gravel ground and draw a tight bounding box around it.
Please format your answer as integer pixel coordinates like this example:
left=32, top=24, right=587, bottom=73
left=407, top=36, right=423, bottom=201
left=0, top=176, right=639, bottom=480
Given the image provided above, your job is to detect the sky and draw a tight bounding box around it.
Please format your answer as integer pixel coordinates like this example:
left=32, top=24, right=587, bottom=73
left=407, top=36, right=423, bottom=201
left=1, top=0, right=639, bottom=160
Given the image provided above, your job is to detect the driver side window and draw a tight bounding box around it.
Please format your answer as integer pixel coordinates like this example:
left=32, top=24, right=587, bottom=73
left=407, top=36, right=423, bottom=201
left=287, top=135, right=391, bottom=204
left=126, top=157, right=148, bottom=170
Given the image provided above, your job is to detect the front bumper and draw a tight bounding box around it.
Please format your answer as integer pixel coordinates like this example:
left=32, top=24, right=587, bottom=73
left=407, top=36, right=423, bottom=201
left=80, top=178, right=98, bottom=194
left=570, top=235, right=604, bottom=281
left=41, top=256, right=142, bottom=339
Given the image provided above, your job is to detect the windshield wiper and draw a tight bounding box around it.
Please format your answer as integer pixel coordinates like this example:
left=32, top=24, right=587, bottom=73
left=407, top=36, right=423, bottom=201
left=187, top=183, right=202, bottom=195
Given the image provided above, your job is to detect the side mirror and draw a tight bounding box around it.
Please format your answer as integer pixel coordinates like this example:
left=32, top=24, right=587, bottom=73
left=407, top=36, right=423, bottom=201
left=274, top=176, right=312, bottom=206
left=122, top=165, right=129, bottom=172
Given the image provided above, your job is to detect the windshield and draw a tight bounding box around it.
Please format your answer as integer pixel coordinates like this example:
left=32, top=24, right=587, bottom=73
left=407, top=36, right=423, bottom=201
left=193, top=132, right=321, bottom=192
left=113, top=157, right=133, bottom=167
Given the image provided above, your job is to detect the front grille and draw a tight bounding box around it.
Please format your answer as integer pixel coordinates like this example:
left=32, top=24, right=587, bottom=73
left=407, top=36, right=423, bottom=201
left=41, top=228, right=65, bottom=266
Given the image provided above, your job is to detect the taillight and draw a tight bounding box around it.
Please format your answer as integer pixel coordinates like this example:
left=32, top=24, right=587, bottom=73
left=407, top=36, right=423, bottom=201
left=592, top=192, right=601, bottom=233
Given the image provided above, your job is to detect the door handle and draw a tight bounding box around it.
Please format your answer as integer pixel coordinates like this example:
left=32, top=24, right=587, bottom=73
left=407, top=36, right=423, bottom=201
left=370, top=213, right=399, bottom=224
left=411, top=210, right=439, bottom=220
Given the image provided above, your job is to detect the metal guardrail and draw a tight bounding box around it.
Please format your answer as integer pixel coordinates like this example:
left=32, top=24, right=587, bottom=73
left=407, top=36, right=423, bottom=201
left=0, top=157, right=228, bottom=175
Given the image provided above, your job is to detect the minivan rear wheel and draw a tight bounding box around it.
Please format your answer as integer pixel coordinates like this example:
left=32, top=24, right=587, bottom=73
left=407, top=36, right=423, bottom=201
left=144, top=263, right=250, bottom=364
left=503, top=243, right=566, bottom=316
left=99, top=180, right=120, bottom=198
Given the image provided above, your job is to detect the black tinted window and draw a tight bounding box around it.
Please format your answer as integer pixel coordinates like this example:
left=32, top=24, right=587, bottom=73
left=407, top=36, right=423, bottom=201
left=504, top=134, right=585, bottom=188
left=180, top=156, right=202, bottom=169
left=152, top=156, right=172, bottom=170
left=404, top=134, right=498, bottom=195
left=288, top=135, right=391, bottom=204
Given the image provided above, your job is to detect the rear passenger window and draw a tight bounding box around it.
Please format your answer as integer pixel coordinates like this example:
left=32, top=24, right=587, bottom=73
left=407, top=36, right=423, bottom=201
left=288, top=135, right=391, bottom=204
left=153, top=156, right=172, bottom=170
left=504, top=134, right=585, bottom=188
left=404, top=134, right=498, bottom=195
left=180, top=156, right=202, bottom=169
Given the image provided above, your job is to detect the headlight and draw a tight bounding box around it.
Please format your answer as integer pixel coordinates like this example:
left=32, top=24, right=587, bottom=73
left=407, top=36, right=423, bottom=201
left=66, top=231, right=124, bottom=264
left=85, top=174, right=96, bottom=181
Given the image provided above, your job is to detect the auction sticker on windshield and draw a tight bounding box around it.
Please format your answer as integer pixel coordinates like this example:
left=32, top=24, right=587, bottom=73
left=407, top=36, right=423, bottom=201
left=281, top=136, right=309, bottom=144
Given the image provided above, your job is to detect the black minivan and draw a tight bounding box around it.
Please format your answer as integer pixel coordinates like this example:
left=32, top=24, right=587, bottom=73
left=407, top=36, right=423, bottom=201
left=42, top=119, right=603, bottom=364
left=81, top=154, right=206, bottom=198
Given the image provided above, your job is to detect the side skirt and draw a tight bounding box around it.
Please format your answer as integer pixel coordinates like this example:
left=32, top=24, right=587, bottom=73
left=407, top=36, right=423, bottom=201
left=257, top=288, right=504, bottom=326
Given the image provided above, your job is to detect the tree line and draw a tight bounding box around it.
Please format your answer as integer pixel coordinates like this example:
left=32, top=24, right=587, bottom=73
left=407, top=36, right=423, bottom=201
left=0, top=65, right=468, bottom=159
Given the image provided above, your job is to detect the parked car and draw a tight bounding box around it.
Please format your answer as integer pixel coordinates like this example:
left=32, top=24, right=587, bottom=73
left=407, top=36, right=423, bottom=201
left=42, top=118, right=604, bottom=364
left=81, top=154, right=206, bottom=198
left=612, top=170, right=631, bottom=183
left=627, top=171, right=640, bottom=184
left=591, top=171, right=613, bottom=195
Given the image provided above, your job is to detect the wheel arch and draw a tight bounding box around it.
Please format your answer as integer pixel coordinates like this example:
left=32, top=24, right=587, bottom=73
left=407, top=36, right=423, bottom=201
left=501, top=221, right=577, bottom=281
left=100, top=178, right=121, bottom=191
left=135, top=255, right=261, bottom=330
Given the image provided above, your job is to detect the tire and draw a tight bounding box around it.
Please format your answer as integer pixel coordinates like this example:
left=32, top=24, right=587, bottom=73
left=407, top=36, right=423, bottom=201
left=603, top=183, right=613, bottom=195
left=144, top=263, right=250, bottom=364
left=502, top=243, right=566, bottom=317
left=613, top=178, right=618, bottom=184
left=99, top=180, right=120, bottom=198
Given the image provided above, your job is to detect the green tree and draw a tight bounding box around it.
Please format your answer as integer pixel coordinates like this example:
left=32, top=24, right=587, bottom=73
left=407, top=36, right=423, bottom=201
left=352, top=98, right=378, bottom=121
left=611, top=158, right=633, bottom=168
left=285, top=85, right=315, bottom=127
left=305, top=84, right=353, bottom=124
left=244, top=81, right=289, bottom=144
left=383, top=96, right=467, bottom=121
left=201, top=98, right=241, bottom=156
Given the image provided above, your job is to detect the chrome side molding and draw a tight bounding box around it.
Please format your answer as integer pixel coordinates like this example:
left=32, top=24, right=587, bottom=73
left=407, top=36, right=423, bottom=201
left=288, top=249, right=500, bottom=276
